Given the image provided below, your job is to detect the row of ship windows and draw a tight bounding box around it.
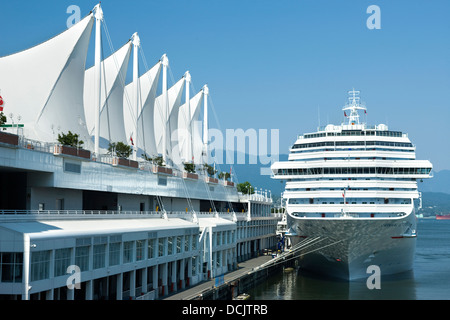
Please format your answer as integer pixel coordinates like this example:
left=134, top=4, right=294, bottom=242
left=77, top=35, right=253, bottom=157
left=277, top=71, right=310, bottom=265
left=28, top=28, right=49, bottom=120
left=290, top=157, right=414, bottom=162
left=287, top=177, right=418, bottom=182
left=286, top=187, right=417, bottom=192
left=303, top=130, right=403, bottom=139
left=291, top=147, right=415, bottom=154
left=275, top=167, right=431, bottom=176
left=288, top=198, right=412, bottom=204
left=292, top=141, right=414, bottom=150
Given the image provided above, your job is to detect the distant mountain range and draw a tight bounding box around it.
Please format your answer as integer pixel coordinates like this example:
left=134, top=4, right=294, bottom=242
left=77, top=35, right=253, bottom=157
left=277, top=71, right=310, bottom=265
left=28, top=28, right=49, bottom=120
left=227, top=154, right=450, bottom=215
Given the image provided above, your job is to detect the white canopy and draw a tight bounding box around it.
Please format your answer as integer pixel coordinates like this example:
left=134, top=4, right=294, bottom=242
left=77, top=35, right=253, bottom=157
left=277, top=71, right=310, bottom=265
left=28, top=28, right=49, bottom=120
left=84, top=40, right=132, bottom=149
left=0, top=14, right=94, bottom=146
left=154, top=77, right=185, bottom=160
left=123, top=61, right=162, bottom=158
left=178, top=90, right=204, bottom=163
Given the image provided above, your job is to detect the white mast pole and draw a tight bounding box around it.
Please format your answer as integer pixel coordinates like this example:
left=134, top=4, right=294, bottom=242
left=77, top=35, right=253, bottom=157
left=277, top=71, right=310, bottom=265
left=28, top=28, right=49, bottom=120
left=131, top=32, right=140, bottom=160
left=161, top=54, right=169, bottom=164
left=184, top=71, right=191, bottom=162
left=93, top=4, right=103, bottom=158
left=202, top=84, right=209, bottom=164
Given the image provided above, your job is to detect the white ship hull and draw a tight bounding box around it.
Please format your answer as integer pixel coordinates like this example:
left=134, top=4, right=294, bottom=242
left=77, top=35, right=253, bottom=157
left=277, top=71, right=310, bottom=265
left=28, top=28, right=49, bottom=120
left=271, top=89, right=433, bottom=281
left=287, top=209, right=417, bottom=280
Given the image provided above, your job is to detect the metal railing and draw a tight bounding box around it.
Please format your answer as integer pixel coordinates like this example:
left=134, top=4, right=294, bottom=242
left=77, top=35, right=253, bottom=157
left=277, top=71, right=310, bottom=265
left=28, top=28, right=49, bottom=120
left=0, top=209, right=251, bottom=217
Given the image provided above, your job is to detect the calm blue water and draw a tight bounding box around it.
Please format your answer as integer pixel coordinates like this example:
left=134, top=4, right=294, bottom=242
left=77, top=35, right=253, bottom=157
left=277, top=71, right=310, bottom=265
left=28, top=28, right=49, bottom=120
left=249, top=219, right=450, bottom=300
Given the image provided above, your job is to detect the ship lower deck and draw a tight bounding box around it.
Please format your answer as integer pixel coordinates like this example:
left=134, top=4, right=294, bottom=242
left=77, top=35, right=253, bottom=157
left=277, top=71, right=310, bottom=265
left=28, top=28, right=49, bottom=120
left=287, top=210, right=417, bottom=280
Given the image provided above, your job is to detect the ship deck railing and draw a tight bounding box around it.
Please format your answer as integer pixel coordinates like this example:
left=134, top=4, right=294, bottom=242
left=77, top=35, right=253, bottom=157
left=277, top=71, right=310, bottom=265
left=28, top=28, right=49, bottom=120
left=291, top=212, right=408, bottom=219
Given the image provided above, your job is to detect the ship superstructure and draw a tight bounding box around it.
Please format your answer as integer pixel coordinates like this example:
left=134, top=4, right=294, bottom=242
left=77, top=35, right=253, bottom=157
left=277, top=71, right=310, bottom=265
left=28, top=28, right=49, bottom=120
left=271, top=89, right=433, bottom=280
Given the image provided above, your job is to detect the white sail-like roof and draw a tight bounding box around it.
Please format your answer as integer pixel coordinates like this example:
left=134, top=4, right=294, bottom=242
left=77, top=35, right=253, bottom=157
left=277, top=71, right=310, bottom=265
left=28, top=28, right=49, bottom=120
left=178, top=90, right=204, bottom=163
left=154, top=77, right=185, bottom=160
left=84, top=41, right=132, bottom=149
left=123, top=61, right=162, bottom=157
left=0, top=14, right=94, bottom=145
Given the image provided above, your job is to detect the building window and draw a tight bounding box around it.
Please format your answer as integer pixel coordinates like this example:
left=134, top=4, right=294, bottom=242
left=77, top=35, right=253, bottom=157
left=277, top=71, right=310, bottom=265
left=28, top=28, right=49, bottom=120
left=31, top=250, right=51, bottom=281
left=75, top=246, right=90, bottom=272
left=192, top=235, right=198, bottom=250
left=158, top=177, right=167, bottom=186
left=54, top=248, right=71, bottom=277
left=192, top=256, right=197, bottom=276
left=136, top=240, right=145, bottom=261
left=0, top=252, right=23, bottom=283
left=123, top=241, right=134, bottom=263
left=168, top=237, right=173, bottom=255
left=93, top=244, right=106, bottom=269
left=158, top=238, right=165, bottom=257
left=184, top=236, right=190, bottom=253
left=148, top=238, right=155, bottom=259
left=109, top=243, right=121, bottom=266
left=176, top=236, right=182, bottom=254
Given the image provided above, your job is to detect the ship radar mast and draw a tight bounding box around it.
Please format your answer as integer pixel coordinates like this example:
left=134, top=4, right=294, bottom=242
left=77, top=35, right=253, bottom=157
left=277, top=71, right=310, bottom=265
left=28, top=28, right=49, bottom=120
left=342, top=89, right=366, bottom=125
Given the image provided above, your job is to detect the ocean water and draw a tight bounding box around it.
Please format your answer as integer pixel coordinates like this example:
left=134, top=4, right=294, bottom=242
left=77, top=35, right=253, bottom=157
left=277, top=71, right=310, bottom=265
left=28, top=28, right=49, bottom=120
left=249, top=219, right=450, bottom=300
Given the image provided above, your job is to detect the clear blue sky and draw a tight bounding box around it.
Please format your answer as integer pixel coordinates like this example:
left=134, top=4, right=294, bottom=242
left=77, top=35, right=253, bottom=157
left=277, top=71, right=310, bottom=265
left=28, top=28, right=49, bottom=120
left=1, top=0, right=449, bottom=171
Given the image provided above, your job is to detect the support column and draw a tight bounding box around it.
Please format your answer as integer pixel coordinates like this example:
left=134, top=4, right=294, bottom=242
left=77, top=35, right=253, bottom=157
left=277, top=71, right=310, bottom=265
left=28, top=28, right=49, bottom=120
left=116, top=273, right=123, bottom=300
left=202, top=85, right=209, bottom=164
left=142, top=267, right=148, bottom=294
left=161, top=263, right=168, bottom=296
left=187, top=257, right=192, bottom=287
left=46, top=289, right=54, bottom=300
left=85, top=280, right=93, bottom=300
left=131, top=32, right=140, bottom=160
left=67, top=285, right=74, bottom=300
left=171, top=261, right=177, bottom=293
left=93, top=3, right=103, bottom=158
left=161, top=54, right=169, bottom=163
left=22, top=235, right=30, bottom=301
left=179, top=258, right=185, bottom=289
left=184, top=71, right=192, bottom=162
left=153, top=265, right=158, bottom=298
left=130, top=270, right=136, bottom=299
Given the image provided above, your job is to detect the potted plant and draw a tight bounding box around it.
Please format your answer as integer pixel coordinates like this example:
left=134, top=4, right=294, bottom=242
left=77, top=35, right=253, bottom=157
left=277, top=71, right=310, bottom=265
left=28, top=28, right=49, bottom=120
left=142, top=154, right=172, bottom=175
left=183, top=162, right=198, bottom=180
left=203, top=163, right=218, bottom=184
left=55, top=131, right=90, bottom=159
left=219, top=171, right=234, bottom=187
left=108, top=142, right=137, bottom=168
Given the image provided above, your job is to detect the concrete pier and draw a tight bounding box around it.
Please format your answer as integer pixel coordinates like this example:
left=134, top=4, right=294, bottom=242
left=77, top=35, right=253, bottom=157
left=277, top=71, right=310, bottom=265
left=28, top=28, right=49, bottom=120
left=164, top=253, right=295, bottom=300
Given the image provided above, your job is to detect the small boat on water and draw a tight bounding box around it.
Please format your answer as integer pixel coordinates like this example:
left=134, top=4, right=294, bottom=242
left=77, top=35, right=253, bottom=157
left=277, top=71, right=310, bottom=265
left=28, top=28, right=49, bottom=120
left=436, top=214, right=450, bottom=220
left=234, top=293, right=250, bottom=300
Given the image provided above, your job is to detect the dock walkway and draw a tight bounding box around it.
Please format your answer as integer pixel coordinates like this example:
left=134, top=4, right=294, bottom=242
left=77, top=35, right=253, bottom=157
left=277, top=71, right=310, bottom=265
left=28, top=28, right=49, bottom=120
left=164, top=255, right=274, bottom=300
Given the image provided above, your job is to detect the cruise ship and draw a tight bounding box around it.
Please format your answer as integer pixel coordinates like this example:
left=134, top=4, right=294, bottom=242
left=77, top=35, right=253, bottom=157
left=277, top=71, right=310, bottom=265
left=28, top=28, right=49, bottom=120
left=271, top=90, right=433, bottom=280
left=0, top=4, right=280, bottom=300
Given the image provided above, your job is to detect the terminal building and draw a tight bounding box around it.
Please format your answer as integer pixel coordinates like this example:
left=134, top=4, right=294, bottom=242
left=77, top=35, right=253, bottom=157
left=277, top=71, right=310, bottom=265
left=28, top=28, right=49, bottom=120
left=0, top=4, right=280, bottom=300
